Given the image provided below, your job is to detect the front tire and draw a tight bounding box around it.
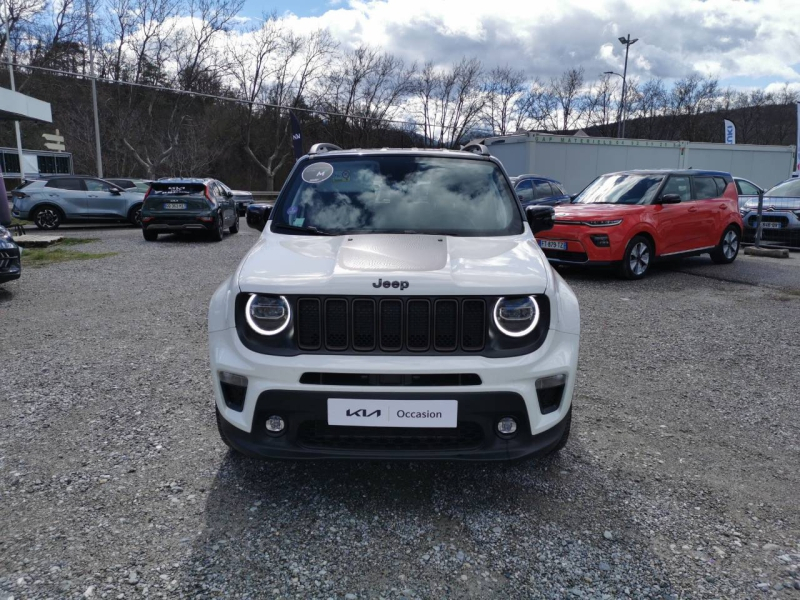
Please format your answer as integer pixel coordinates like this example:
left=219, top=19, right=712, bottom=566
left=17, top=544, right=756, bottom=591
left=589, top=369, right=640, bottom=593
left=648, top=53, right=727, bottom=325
left=619, top=235, right=653, bottom=280
left=229, top=214, right=239, bottom=234
left=143, top=229, right=158, bottom=241
left=128, top=204, right=143, bottom=228
left=710, top=226, right=740, bottom=264
left=210, top=214, right=224, bottom=242
left=33, top=206, right=62, bottom=230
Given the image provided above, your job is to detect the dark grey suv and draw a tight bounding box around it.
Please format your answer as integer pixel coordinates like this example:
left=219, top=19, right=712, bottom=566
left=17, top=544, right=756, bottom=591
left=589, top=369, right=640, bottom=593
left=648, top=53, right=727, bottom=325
left=11, top=176, right=145, bottom=229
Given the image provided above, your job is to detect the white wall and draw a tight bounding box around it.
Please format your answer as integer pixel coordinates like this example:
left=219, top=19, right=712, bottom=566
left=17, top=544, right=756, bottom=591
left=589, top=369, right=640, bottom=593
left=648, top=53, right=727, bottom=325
left=482, top=134, right=796, bottom=194
left=683, top=144, right=795, bottom=189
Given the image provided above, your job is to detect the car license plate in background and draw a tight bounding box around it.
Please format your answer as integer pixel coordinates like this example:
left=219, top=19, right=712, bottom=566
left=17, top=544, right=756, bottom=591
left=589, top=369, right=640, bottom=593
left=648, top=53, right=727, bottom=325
left=538, top=240, right=567, bottom=250
left=164, top=203, right=186, bottom=209
left=327, top=399, right=458, bottom=428
left=761, top=222, right=781, bottom=229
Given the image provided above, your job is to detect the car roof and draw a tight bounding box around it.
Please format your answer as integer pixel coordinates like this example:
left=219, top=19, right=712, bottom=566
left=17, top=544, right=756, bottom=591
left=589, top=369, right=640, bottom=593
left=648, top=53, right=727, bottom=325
left=36, top=174, right=103, bottom=180
left=604, top=169, right=732, bottom=177
left=155, top=178, right=213, bottom=184
left=303, top=148, right=491, bottom=161
left=514, top=174, right=563, bottom=183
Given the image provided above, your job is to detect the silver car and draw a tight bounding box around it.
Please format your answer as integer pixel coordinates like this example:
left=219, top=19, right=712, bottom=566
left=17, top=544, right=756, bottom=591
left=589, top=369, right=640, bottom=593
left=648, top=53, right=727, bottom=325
left=740, top=178, right=800, bottom=247
left=11, top=176, right=145, bottom=230
left=734, top=177, right=763, bottom=209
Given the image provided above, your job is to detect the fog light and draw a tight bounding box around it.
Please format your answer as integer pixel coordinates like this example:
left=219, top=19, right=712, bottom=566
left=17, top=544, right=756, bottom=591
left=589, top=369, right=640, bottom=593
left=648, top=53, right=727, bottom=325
left=590, top=234, right=610, bottom=247
left=497, top=417, right=517, bottom=435
left=265, top=415, right=285, bottom=433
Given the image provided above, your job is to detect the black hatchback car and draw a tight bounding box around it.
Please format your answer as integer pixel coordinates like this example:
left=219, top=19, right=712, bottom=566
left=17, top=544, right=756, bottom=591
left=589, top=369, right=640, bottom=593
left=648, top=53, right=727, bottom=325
left=140, top=178, right=239, bottom=241
left=0, top=225, right=22, bottom=284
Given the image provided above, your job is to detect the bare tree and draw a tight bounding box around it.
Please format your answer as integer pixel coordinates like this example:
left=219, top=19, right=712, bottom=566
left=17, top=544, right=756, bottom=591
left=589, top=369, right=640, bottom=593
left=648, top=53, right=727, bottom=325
left=415, top=58, right=485, bottom=147
left=173, top=0, right=244, bottom=92
left=543, top=67, right=586, bottom=132
left=317, top=45, right=416, bottom=146
left=235, top=24, right=336, bottom=189
left=128, top=0, right=179, bottom=84
left=667, top=74, right=719, bottom=140
left=122, top=103, right=184, bottom=179
left=0, top=0, right=47, bottom=59
left=584, top=73, right=619, bottom=136
left=482, top=66, right=526, bottom=135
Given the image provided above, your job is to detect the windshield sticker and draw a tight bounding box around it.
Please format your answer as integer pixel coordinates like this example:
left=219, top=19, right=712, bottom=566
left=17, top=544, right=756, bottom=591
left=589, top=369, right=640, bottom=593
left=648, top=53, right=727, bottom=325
left=333, top=170, right=350, bottom=183
left=302, top=162, right=334, bottom=184
left=287, top=206, right=298, bottom=215
left=293, top=217, right=305, bottom=226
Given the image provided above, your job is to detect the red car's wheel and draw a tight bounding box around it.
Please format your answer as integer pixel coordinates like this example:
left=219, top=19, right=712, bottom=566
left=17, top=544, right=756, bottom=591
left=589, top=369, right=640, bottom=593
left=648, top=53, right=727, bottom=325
left=619, top=235, right=653, bottom=280
left=710, top=226, right=740, bottom=264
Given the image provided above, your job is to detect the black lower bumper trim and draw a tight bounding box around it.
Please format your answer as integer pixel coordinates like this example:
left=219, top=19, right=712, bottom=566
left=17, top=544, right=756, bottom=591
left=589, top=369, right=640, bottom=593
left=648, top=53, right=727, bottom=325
left=217, top=390, right=569, bottom=461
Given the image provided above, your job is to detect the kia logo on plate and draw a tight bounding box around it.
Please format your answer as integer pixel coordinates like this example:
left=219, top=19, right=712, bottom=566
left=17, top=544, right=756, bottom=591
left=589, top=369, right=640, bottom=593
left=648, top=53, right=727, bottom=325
left=372, top=279, right=409, bottom=290
left=346, top=409, right=382, bottom=417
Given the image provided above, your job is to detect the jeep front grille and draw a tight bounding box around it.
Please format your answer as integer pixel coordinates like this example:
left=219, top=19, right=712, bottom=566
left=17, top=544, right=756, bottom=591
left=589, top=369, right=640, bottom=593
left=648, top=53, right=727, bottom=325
left=296, top=296, right=485, bottom=353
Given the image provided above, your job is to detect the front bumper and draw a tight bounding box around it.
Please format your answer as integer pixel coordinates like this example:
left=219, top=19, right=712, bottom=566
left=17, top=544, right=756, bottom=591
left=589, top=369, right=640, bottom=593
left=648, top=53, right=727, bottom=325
left=209, top=325, right=579, bottom=460
left=537, top=223, right=626, bottom=265
left=741, top=213, right=800, bottom=246
left=0, top=245, right=22, bottom=283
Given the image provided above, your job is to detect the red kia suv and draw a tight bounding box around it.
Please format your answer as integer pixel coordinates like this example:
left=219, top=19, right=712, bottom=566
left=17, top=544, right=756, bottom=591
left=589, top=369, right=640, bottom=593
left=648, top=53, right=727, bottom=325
left=535, top=170, right=743, bottom=279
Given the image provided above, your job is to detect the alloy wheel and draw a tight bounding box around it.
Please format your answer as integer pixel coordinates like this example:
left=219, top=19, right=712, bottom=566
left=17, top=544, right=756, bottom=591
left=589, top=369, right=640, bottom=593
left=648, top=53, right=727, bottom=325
left=722, top=229, right=738, bottom=259
left=35, top=208, right=59, bottom=229
left=629, top=242, right=650, bottom=276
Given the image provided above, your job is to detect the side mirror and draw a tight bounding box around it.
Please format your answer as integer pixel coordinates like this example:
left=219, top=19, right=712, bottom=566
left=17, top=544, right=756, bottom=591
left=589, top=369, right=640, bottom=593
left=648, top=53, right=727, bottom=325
left=111, top=188, right=121, bottom=195
left=658, top=193, right=681, bottom=204
left=525, top=205, right=555, bottom=234
left=569, top=193, right=579, bottom=203
left=246, top=203, right=271, bottom=232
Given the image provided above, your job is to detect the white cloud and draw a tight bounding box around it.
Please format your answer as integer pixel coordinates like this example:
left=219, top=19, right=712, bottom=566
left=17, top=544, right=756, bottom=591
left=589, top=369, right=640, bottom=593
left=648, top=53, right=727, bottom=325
left=275, top=0, right=800, bottom=86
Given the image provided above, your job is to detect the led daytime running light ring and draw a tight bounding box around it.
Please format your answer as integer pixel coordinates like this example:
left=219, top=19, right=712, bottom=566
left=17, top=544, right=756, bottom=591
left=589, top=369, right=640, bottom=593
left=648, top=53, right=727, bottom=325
left=493, top=295, right=540, bottom=338
left=245, top=294, right=291, bottom=336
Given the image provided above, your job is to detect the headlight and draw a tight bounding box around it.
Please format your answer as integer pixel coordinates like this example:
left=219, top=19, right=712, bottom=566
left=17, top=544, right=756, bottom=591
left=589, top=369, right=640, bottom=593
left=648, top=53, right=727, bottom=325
left=0, top=228, right=11, bottom=241
left=245, top=294, right=291, bottom=335
left=493, top=296, right=540, bottom=337
left=582, top=219, right=622, bottom=227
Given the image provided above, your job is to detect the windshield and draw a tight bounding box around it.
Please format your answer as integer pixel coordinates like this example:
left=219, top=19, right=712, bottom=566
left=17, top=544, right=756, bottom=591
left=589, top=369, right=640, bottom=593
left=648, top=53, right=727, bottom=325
left=765, top=179, right=800, bottom=198
left=574, top=174, right=664, bottom=205
left=272, top=156, right=522, bottom=236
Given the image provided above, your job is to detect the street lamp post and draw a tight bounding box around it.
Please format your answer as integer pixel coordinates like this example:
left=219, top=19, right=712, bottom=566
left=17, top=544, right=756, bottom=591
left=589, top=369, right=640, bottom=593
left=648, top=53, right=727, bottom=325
left=616, top=34, right=638, bottom=139
left=603, top=70, right=623, bottom=137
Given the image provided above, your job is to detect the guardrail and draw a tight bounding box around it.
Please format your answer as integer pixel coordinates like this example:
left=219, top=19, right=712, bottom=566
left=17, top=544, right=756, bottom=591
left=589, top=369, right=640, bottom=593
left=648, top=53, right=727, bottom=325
left=251, top=191, right=279, bottom=204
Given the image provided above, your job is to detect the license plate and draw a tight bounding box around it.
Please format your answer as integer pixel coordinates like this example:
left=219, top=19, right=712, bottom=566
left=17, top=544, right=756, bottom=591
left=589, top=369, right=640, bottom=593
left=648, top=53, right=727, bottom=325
left=327, top=399, right=458, bottom=428
left=538, top=240, right=567, bottom=250
left=761, top=221, right=782, bottom=229
left=164, top=203, right=186, bottom=210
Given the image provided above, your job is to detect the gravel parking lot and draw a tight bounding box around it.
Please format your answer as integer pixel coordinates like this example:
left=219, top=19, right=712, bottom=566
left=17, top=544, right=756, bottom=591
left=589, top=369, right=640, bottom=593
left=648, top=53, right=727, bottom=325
left=1, top=226, right=799, bottom=599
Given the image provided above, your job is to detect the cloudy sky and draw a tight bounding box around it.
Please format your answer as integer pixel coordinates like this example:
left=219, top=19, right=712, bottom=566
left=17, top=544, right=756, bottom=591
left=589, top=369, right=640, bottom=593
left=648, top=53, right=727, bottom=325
left=238, top=0, right=799, bottom=92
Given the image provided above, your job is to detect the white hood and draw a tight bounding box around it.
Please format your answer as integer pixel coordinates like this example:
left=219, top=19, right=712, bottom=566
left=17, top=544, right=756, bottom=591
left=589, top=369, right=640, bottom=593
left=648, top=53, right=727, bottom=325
left=237, top=231, right=549, bottom=296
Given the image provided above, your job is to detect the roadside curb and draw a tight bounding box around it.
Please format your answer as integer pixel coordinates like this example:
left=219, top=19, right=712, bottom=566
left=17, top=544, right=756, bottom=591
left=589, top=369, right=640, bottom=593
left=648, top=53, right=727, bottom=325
left=744, top=247, right=790, bottom=259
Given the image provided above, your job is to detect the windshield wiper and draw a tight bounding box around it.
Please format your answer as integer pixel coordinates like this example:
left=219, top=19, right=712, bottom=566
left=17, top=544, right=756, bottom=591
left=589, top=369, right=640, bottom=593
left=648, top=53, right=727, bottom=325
left=273, top=222, right=339, bottom=236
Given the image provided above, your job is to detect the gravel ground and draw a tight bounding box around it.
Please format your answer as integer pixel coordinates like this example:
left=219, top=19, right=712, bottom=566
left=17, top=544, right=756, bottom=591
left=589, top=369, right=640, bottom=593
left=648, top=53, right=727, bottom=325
left=1, top=226, right=799, bottom=600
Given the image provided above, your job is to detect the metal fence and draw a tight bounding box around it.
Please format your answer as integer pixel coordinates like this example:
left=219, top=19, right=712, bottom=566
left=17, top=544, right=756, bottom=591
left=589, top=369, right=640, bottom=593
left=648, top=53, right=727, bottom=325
left=742, top=187, right=800, bottom=250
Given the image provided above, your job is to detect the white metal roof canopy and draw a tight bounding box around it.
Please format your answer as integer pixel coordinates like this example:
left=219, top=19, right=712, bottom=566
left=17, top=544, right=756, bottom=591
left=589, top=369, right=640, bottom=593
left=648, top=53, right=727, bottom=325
left=0, top=88, right=52, bottom=122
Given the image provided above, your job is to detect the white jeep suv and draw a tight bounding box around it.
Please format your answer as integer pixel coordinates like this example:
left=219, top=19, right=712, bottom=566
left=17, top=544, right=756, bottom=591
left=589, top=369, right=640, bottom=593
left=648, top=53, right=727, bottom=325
left=208, top=144, right=580, bottom=460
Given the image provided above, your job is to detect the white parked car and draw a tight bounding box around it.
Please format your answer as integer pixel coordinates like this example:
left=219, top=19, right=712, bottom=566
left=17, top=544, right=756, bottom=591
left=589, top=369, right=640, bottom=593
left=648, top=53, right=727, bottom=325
left=208, top=143, right=580, bottom=460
